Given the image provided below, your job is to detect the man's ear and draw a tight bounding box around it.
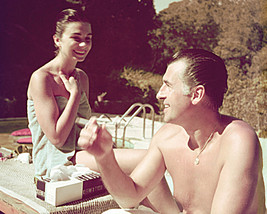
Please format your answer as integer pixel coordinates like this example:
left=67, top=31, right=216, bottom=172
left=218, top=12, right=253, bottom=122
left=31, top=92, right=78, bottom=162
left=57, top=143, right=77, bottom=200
left=53, top=35, right=60, bottom=48
left=191, top=85, right=205, bottom=105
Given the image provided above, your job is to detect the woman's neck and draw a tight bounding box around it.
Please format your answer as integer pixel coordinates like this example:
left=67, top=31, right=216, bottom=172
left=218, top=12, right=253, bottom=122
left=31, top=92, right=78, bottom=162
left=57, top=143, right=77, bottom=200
left=53, top=54, right=77, bottom=75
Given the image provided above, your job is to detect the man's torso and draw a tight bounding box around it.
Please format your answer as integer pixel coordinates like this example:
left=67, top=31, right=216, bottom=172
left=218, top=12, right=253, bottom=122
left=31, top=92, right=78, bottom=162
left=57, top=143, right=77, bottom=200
left=155, top=116, right=263, bottom=213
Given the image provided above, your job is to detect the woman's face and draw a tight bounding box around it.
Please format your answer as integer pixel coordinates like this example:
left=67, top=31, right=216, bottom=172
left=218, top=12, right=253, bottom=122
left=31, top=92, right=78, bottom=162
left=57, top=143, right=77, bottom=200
left=56, top=22, right=92, bottom=62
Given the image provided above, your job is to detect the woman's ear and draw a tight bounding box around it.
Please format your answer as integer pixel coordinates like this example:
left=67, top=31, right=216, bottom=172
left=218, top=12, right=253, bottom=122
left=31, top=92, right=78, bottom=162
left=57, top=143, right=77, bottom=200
left=191, top=85, right=205, bottom=105
left=53, top=35, right=60, bottom=48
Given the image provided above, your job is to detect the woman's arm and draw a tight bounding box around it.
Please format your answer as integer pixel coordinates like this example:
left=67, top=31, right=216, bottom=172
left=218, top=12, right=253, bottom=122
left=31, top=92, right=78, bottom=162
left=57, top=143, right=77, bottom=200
left=29, top=70, right=81, bottom=147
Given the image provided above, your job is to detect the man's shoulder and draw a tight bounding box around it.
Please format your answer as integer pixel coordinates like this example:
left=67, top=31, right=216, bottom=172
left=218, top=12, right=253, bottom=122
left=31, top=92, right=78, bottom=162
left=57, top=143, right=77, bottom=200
left=221, top=115, right=257, bottom=140
left=220, top=115, right=259, bottom=155
left=151, top=123, right=184, bottom=145
left=157, top=122, right=184, bottom=135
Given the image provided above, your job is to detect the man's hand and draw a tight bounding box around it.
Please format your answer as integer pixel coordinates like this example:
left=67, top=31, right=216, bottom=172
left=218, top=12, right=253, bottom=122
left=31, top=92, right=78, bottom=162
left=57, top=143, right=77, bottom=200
left=78, top=117, right=113, bottom=159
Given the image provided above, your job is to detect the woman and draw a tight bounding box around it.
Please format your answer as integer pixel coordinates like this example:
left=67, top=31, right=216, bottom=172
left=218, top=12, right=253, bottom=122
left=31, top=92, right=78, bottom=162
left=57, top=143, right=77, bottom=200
left=27, top=8, right=92, bottom=178
left=27, top=8, right=177, bottom=213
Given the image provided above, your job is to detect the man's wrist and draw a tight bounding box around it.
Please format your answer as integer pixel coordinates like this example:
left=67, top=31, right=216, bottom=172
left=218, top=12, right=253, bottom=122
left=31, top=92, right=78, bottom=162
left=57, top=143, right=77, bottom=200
left=95, top=149, right=114, bottom=165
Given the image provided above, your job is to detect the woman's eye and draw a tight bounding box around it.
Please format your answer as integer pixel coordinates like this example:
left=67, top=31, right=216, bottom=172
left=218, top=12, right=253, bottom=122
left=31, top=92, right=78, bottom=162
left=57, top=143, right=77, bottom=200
left=85, top=37, right=92, bottom=43
left=72, top=37, right=81, bottom=42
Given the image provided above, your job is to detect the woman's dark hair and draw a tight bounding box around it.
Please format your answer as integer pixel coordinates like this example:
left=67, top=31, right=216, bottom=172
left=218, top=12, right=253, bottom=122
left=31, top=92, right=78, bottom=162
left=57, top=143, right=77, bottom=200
left=169, top=49, right=228, bottom=110
left=55, top=8, right=90, bottom=38
left=54, top=8, right=91, bottom=54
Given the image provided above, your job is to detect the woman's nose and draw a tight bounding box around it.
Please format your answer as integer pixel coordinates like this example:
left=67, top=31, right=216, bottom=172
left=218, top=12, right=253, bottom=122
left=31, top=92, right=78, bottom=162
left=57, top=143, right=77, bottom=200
left=79, top=42, right=86, bottom=47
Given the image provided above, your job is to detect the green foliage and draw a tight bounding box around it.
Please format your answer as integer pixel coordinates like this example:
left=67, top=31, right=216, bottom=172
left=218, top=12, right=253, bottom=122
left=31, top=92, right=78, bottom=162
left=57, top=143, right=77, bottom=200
left=120, top=67, right=162, bottom=97
left=120, top=67, right=163, bottom=114
left=148, top=0, right=220, bottom=73
left=145, top=0, right=266, bottom=132
left=0, top=0, right=156, bottom=117
left=1, top=0, right=266, bottom=134
left=103, top=67, right=161, bottom=114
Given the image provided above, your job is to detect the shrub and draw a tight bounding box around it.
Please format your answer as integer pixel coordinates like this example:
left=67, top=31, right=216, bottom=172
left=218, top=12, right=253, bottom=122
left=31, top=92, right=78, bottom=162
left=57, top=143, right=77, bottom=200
left=119, top=67, right=163, bottom=114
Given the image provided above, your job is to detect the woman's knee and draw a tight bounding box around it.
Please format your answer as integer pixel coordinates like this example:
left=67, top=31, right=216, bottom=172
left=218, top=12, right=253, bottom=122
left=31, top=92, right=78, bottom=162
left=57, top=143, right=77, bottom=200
left=114, top=149, right=147, bottom=174
left=75, top=149, right=147, bottom=174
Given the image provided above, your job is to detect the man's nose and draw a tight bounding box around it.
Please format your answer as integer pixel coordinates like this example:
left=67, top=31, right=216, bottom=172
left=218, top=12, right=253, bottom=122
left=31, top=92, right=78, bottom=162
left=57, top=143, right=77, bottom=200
left=156, top=85, right=166, bottom=100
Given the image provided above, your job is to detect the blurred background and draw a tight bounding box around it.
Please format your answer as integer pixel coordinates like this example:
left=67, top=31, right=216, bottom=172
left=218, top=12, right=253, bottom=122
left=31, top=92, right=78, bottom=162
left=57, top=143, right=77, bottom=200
left=0, top=0, right=266, bottom=137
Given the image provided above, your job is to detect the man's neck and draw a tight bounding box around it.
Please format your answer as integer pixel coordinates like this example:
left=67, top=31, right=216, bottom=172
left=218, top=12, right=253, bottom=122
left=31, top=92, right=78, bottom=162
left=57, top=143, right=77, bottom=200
left=184, top=110, right=221, bottom=150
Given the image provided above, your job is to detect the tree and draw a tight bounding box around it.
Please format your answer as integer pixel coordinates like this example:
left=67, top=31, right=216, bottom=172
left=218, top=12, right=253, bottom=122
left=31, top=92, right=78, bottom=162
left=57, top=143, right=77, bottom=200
left=0, top=0, right=156, bottom=117
left=81, top=0, right=156, bottom=103
left=0, top=0, right=70, bottom=117
left=146, top=0, right=266, bottom=132
left=148, top=0, right=220, bottom=74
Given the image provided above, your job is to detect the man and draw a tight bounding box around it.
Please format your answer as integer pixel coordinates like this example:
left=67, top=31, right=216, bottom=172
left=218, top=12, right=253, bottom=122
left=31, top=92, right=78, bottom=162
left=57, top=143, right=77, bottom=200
left=78, top=49, right=266, bottom=213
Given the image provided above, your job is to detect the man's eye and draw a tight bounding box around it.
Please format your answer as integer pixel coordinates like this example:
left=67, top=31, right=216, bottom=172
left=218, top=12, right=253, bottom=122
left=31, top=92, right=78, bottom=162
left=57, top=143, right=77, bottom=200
left=165, top=83, right=171, bottom=88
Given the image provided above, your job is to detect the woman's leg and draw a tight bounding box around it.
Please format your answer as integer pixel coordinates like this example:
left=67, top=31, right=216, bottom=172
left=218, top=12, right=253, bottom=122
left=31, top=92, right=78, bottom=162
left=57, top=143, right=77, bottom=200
left=75, top=149, right=147, bottom=174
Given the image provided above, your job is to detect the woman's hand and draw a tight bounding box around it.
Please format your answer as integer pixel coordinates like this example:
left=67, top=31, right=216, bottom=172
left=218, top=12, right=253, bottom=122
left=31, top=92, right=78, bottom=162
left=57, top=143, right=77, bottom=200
left=59, top=71, right=81, bottom=96
left=78, top=117, right=114, bottom=159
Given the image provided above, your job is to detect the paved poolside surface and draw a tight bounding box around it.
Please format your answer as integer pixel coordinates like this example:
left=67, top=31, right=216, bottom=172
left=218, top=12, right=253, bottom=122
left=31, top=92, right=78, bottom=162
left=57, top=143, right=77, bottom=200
left=0, top=114, right=166, bottom=213
left=0, top=115, right=266, bottom=208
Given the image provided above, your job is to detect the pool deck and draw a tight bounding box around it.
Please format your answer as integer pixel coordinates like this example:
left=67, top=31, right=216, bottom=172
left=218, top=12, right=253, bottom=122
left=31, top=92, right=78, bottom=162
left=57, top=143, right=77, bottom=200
left=0, top=114, right=165, bottom=214
left=1, top=115, right=266, bottom=212
left=0, top=133, right=32, bottom=152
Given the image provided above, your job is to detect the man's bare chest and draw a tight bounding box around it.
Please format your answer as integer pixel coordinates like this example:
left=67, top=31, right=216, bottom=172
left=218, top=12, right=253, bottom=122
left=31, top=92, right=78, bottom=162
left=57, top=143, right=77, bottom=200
left=162, top=142, right=223, bottom=211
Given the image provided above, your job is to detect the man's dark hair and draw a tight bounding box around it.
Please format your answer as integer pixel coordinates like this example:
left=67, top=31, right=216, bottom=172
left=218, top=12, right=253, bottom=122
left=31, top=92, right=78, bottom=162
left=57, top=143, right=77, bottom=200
left=169, top=49, right=228, bottom=110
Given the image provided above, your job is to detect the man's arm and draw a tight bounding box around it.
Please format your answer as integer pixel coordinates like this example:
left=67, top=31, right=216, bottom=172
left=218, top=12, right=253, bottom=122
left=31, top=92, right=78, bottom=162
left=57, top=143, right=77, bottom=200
left=98, top=146, right=166, bottom=208
left=211, top=122, right=260, bottom=213
left=78, top=117, right=166, bottom=208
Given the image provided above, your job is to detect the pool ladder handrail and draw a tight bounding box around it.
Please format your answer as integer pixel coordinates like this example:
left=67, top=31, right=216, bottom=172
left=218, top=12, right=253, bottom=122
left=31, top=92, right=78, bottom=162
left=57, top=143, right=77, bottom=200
left=97, top=113, right=113, bottom=122
left=114, top=103, right=155, bottom=147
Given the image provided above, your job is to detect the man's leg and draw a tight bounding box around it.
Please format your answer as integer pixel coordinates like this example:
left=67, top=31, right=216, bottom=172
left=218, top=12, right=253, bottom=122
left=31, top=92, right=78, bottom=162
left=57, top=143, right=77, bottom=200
left=102, top=207, right=157, bottom=214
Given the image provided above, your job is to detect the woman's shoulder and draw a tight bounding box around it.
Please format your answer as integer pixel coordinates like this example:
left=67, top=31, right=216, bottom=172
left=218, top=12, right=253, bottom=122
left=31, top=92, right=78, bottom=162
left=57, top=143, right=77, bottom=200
left=28, top=65, right=55, bottom=99
left=76, top=68, right=89, bottom=79
left=31, top=63, right=54, bottom=81
left=29, top=71, right=54, bottom=93
left=76, top=68, right=89, bottom=97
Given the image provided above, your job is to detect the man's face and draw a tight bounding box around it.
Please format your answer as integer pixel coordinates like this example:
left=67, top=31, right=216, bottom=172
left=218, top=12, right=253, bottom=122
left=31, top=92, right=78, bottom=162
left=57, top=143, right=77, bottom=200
left=156, top=60, right=192, bottom=124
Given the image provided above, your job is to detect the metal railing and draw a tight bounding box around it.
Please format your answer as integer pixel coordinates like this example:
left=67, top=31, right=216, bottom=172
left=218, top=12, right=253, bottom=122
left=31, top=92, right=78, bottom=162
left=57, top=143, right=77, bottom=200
left=114, top=103, right=155, bottom=147
left=76, top=103, right=156, bottom=148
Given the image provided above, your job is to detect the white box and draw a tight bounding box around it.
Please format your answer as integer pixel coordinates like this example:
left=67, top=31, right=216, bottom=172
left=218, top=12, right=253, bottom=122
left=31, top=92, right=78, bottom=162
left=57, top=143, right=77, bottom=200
left=36, top=172, right=107, bottom=206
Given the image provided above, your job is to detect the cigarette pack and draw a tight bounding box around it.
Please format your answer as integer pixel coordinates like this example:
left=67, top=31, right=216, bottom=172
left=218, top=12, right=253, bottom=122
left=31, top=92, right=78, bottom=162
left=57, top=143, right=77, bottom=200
left=35, top=171, right=108, bottom=206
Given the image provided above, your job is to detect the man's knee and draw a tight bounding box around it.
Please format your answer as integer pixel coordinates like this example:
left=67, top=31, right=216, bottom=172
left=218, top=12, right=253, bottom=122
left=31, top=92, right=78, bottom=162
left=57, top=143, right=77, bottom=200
left=102, top=206, right=158, bottom=214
